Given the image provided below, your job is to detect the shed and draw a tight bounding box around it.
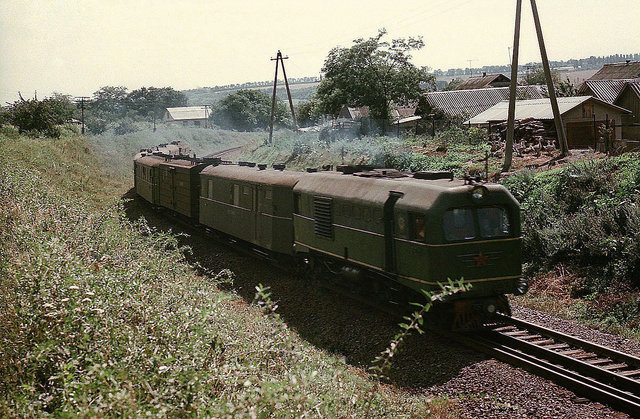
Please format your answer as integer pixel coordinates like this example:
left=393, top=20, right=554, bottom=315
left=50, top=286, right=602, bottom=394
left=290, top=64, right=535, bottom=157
left=423, top=86, right=543, bottom=119
left=163, top=106, right=210, bottom=127
left=578, top=80, right=637, bottom=104
left=455, top=73, right=511, bottom=90
left=614, top=82, right=640, bottom=140
left=465, top=96, right=632, bottom=149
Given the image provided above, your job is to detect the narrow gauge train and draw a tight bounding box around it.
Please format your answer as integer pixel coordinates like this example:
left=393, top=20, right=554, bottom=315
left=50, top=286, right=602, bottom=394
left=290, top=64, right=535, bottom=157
left=134, top=144, right=527, bottom=326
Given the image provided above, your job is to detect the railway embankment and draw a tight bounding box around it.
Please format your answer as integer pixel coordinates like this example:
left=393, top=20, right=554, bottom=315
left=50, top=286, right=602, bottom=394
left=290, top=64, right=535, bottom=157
left=1, top=128, right=638, bottom=417
left=0, top=131, right=450, bottom=416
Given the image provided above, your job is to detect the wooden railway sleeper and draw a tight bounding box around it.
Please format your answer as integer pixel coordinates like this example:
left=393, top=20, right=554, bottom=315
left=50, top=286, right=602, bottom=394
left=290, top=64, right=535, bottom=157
left=490, top=331, right=640, bottom=396
left=450, top=330, right=640, bottom=417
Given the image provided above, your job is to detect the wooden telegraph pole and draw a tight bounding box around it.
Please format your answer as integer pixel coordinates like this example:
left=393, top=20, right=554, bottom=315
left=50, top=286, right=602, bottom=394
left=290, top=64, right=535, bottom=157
left=503, top=0, right=569, bottom=172
left=76, top=96, right=90, bottom=135
left=530, top=0, right=569, bottom=156
left=269, top=50, right=298, bottom=144
left=503, top=0, right=522, bottom=172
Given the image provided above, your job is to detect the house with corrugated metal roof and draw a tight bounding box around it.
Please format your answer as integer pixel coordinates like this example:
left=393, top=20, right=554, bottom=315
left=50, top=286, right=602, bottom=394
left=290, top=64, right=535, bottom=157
left=163, top=106, right=210, bottom=127
left=423, top=86, right=543, bottom=120
left=614, top=82, right=640, bottom=140
left=454, top=73, right=511, bottom=90
left=465, top=96, right=631, bottom=149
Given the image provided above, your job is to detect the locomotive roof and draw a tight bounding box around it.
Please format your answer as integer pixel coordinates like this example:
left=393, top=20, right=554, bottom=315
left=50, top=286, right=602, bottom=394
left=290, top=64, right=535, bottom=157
left=134, top=155, right=166, bottom=167
left=294, top=171, right=516, bottom=211
left=201, top=165, right=304, bottom=187
left=159, top=158, right=208, bottom=169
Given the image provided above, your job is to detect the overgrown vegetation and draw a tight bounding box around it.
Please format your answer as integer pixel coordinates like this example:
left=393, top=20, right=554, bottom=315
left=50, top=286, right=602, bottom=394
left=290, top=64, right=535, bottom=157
left=502, top=155, right=640, bottom=333
left=209, top=89, right=291, bottom=131
left=240, top=128, right=490, bottom=177
left=4, top=93, right=77, bottom=138
left=0, top=132, right=450, bottom=416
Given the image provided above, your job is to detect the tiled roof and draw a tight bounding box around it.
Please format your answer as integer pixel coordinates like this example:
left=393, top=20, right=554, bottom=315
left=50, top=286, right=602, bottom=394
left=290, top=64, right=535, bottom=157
left=455, top=74, right=510, bottom=90
left=425, top=86, right=543, bottom=118
left=587, top=62, right=640, bottom=81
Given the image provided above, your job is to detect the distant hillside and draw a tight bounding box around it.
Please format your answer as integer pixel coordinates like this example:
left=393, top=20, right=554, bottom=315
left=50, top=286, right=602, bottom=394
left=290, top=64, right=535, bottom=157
left=184, top=81, right=318, bottom=106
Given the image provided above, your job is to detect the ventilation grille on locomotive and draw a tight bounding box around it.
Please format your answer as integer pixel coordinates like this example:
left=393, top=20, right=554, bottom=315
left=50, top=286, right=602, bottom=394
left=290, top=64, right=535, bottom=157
left=313, top=196, right=333, bottom=239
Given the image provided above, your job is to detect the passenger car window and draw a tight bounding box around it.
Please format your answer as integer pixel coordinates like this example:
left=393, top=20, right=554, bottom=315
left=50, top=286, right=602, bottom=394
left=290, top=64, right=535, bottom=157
left=478, top=206, right=510, bottom=238
left=443, top=208, right=475, bottom=241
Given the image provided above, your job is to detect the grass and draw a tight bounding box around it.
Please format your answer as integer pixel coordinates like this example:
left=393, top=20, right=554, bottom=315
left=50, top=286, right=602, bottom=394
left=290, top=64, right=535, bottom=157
left=0, top=130, right=459, bottom=416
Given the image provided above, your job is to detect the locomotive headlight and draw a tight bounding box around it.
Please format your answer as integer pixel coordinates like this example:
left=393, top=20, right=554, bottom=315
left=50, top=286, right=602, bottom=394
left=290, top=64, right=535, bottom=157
left=471, top=185, right=487, bottom=201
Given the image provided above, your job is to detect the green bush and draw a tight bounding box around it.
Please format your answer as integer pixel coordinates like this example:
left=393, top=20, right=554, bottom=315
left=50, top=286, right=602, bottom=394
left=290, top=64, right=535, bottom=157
left=502, top=154, right=640, bottom=297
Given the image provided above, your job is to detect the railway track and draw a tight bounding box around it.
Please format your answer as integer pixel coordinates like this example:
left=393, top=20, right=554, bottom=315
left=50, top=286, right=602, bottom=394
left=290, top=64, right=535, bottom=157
left=203, top=146, right=244, bottom=160
left=441, top=314, right=640, bottom=416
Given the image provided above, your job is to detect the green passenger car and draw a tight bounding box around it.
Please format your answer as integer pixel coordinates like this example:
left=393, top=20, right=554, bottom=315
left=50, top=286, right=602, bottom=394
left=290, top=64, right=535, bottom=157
left=134, top=155, right=164, bottom=205
left=199, top=166, right=304, bottom=255
left=292, top=171, right=522, bottom=300
left=157, top=158, right=210, bottom=219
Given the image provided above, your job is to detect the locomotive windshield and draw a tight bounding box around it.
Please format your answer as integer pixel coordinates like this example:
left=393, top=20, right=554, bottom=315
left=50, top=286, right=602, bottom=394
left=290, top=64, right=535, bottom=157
left=477, top=206, right=510, bottom=238
left=443, top=206, right=511, bottom=241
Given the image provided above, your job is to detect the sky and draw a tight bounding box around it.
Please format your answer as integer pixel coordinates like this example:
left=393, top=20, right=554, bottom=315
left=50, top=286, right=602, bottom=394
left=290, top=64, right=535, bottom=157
left=1, top=0, right=639, bottom=104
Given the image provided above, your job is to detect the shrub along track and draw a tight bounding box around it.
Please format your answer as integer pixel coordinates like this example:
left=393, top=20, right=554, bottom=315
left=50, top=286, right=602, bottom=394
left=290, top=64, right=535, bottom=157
left=123, top=189, right=634, bottom=417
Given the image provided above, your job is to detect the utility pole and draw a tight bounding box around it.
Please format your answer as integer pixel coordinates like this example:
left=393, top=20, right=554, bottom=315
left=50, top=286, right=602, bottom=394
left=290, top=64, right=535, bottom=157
left=503, top=0, right=569, bottom=172
left=530, top=0, right=569, bottom=156
left=502, top=0, right=521, bottom=172
left=76, top=96, right=90, bottom=135
left=269, top=50, right=298, bottom=144
left=467, top=58, right=478, bottom=76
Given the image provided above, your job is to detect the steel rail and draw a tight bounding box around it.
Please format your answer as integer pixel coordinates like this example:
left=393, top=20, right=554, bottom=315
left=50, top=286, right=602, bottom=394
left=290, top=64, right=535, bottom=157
left=445, top=329, right=640, bottom=417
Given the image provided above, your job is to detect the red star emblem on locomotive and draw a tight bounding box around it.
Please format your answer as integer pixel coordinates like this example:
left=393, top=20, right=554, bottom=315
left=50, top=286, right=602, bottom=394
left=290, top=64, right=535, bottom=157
left=474, top=251, right=488, bottom=267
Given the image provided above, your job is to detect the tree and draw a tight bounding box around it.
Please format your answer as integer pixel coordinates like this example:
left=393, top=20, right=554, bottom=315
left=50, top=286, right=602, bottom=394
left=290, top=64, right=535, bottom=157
left=443, top=78, right=463, bottom=91
left=126, top=87, right=187, bottom=118
left=521, top=65, right=576, bottom=97
left=315, top=29, right=435, bottom=127
left=210, top=89, right=290, bottom=131
left=90, top=86, right=128, bottom=119
left=6, top=94, right=76, bottom=137
left=295, top=99, right=323, bottom=127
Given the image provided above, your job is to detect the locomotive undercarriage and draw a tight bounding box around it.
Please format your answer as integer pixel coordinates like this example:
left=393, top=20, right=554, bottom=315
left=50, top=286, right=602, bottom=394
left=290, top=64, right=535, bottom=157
left=301, top=250, right=512, bottom=331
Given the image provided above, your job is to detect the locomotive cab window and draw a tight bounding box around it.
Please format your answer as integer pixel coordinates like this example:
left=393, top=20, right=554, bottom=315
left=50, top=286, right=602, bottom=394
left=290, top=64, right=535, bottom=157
left=478, top=206, right=510, bottom=238
left=443, top=208, right=475, bottom=241
left=409, top=213, right=426, bottom=242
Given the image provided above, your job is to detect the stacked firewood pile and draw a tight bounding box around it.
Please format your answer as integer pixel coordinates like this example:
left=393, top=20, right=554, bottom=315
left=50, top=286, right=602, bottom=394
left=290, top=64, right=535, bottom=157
left=489, top=118, right=557, bottom=157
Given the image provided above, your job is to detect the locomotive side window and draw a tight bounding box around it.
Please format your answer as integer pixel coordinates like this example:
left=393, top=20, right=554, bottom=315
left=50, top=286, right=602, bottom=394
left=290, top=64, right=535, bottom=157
left=293, top=193, right=300, bottom=214
left=443, top=208, right=475, bottom=241
left=409, top=213, right=426, bottom=242
left=478, top=206, right=510, bottom=238
left=233, top=184, right=240, bottom=206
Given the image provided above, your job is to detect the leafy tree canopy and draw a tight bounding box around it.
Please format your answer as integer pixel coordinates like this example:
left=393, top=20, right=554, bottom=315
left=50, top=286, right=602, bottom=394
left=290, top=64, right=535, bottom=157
left=521, top=65, right=576, bottom=97
left=315, top=29, right=435, bottom=122
left=126, top=87, right=187, bottom=117
left=91, top=86, right=129, bottom=117
left=5, top=93, right=76, bottom=137
left=211, top=89, right=290, bottom=131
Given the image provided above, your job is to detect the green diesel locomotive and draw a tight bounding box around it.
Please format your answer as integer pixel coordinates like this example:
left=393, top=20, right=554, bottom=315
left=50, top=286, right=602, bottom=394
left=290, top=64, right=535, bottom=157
left=134, top=148, right=526, bottom=324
